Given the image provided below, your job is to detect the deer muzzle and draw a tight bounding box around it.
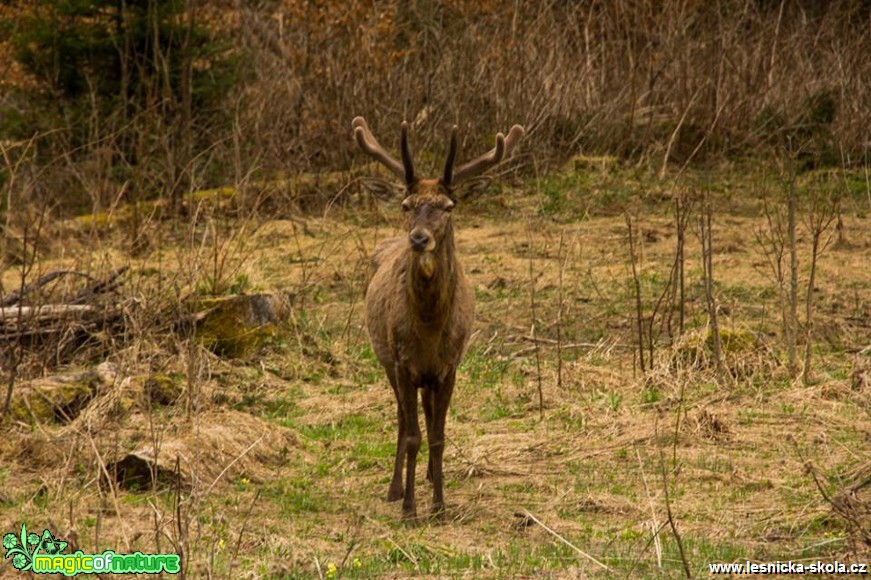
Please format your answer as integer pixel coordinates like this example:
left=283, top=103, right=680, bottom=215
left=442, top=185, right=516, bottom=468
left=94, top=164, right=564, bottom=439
left=409, top=228, right=435, bottom=253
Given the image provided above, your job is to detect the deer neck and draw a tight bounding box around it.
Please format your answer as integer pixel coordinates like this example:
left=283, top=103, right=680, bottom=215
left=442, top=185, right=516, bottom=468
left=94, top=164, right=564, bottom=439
left=406, top=226, right=457, bottom=326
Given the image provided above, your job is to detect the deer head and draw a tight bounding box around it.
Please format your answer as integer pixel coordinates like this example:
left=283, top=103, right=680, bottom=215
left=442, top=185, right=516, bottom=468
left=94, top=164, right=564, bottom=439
left=353, top=116, right=524, bottom=261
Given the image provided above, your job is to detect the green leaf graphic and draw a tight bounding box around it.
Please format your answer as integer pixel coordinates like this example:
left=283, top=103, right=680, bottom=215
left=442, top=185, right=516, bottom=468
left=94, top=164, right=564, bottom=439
left=3, top=524, right=34, bottom=571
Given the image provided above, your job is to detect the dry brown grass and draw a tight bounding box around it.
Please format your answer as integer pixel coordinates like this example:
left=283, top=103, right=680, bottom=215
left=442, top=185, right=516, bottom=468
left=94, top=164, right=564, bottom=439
left=1, top=161, right=870, bottom=577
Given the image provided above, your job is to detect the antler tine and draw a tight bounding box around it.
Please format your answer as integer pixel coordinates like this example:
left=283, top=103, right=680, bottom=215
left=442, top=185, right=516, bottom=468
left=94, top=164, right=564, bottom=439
left=352, top=116, right=405, bottom=181
left=442, top=125, right=458, bottom=187
left=452, top=125, right=524, bottom=185
left=453, top=134, right=503, bottom=185
left=503, top=125, right=525, bottom=156
left=400, top=121, right=415, bottom=185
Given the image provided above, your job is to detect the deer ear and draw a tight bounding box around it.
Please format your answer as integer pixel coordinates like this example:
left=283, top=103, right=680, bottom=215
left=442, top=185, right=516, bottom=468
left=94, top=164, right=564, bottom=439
left=360, top=176, right=404, bottom=201
left=453, top=175, right=493, bottom=201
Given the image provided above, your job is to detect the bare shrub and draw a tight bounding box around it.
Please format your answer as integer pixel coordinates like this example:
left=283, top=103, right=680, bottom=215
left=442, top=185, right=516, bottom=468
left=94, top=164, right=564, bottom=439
left=235, top=0, right=871, bottom=182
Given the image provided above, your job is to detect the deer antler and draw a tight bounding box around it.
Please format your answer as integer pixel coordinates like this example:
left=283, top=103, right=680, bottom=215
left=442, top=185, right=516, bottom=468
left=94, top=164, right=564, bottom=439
left=442, top=125, right=458, bottom=186
left=451, top=125, right=524, bottom=186
left=352, top=117, right=415, bottom=185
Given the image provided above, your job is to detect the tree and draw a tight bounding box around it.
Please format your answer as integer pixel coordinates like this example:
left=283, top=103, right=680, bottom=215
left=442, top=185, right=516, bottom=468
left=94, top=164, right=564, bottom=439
left=4, top=0, right=238, bottom=206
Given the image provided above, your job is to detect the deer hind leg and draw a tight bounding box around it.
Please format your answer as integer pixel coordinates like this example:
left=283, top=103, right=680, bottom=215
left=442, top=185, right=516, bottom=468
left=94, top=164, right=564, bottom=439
left=429, top=369, right=456, bottom=518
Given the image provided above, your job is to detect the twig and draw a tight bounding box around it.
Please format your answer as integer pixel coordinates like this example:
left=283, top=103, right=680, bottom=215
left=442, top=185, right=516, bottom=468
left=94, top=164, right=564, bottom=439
left=801, top=190, right=837, bottom=386
left=71, top=266, right=131, bottom=304
left=314, top=555, right=324, bottom=580
left=786, top=160, right=799, bottom=378
left=202, top=433, right=266, bottom=498
left=232, top=489, right=262, bottom=561
left=659, top=449, right=692, bottom=578
left=659, top=85, right=702, bottom=179
left=625, top=212, right=647, bottom=373
left=527, top=228, right=544, bottom=420
left=635, top=448, right=662, bottom=568
left=174, top=455, right=188, bottom=580
left=556, top=233, right=565, bottom=390
left=337, top=515, right=363, bottom=572
left=0, top=270, right=75, bottom=307
left=520, top=509, right=612, bottom=572
left=386, top=536, right=418, bottom=568
left=147, top=498, right=176, bottom=554
left=698, top=193, right=724, bottom=379
left=85, top=428, right=131, bottom=551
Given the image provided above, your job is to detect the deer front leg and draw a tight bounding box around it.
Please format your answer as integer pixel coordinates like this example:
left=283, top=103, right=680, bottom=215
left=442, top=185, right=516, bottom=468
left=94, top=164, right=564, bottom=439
left=428, top=369, right=456, bottom=518
left=422, top=387, right=434, bottom=483
left=387, top=399, right=405, bottom=502
left=399, top=382, right=421, bottom=520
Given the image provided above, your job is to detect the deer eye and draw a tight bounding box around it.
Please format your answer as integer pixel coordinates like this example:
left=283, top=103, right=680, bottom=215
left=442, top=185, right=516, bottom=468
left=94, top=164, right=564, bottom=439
left=401, top=198, right=413, bottom=212
left=444, top=201, right=455, bottom=212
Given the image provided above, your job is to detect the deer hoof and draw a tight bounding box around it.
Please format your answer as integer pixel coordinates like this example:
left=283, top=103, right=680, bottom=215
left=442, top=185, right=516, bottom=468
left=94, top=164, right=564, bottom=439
left=430, top=503, right=446, bottom=520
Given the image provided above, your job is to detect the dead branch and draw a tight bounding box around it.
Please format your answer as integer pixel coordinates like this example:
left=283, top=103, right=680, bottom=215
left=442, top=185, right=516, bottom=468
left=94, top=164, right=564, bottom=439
left=0, top=304, right=100, bottom=321
left=71, top=266, right=130, bottom=304
left=0, top=270, right=76, bottom=307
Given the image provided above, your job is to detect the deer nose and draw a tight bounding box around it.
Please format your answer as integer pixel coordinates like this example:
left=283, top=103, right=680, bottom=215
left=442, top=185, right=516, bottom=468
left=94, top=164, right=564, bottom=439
left=409, top=230, right=431, bottom=252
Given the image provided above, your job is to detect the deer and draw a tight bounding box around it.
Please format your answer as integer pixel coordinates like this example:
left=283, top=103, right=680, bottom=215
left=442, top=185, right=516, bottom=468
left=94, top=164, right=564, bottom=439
left=352, top=116, right=524, bottom=520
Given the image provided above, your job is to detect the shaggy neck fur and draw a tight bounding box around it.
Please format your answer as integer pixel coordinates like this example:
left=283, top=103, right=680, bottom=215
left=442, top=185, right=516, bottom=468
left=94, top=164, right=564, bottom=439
left=405, top=222, right=457, bottom=328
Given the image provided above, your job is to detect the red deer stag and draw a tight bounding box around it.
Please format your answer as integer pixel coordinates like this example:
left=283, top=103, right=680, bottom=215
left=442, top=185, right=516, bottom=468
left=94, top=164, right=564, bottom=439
left=352, top=116, right=524, bottom=520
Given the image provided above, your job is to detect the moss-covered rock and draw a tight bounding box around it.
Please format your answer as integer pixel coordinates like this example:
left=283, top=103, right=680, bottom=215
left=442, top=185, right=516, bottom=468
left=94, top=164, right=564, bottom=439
left=671, top=327, right=770, bottom=378
left=706, top=328, right=759, bottom=354
left=143, top=373, right=183, bottom=407
left=9, top=370, right=103, bottom=424
left=192, top=293, right=288, bottom=358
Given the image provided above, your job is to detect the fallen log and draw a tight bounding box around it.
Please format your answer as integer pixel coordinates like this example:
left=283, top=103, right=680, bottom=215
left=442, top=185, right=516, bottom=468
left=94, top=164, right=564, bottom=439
left=0, top=304, right=98, bottom=321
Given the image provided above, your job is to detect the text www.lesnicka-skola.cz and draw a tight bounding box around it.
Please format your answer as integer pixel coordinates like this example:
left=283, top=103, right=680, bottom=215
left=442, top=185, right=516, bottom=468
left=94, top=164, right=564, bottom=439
left=709, top=560, right=868, bottom=575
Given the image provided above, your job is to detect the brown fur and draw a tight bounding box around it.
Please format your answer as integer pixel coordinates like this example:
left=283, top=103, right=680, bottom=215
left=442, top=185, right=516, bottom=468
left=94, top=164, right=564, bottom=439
left=366, top=179, right=473, bottom=519
left=353, top=118, right=523, bottom=520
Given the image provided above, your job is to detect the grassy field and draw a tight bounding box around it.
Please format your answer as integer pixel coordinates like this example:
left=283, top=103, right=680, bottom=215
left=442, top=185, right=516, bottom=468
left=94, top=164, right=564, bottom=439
left=2, top=160, right=870, bottom=578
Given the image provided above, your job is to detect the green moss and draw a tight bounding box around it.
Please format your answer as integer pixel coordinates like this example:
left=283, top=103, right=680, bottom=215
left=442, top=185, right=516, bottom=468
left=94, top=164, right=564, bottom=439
left=187, top=186, right=236, bottom=202
left=193, top=294, right=286, bottom=358
left=10, top=371, right=100, bottom=424
left=571, top=154, right=618, bottom=173
left=708, top=328, right=759, bottom=354
left=143, top=373, right=182, bottom=406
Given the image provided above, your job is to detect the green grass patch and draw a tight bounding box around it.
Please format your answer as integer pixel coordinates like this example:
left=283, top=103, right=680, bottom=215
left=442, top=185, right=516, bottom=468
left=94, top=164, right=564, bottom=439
left=299, top=413, right=379, bottom=443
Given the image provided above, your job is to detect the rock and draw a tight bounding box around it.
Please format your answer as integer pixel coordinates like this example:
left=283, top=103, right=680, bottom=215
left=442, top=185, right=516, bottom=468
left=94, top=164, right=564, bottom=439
left=9, top=370, right=103, bottom=424
left=143, top=373, right=182, bottom=406
left=192, top=293, right=289, bottom=358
